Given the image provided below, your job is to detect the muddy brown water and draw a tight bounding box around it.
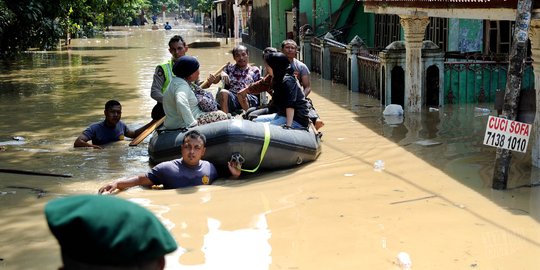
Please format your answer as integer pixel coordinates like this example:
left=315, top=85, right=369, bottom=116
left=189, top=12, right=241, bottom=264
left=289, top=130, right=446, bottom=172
left=0, top=21, right=539, bottom=269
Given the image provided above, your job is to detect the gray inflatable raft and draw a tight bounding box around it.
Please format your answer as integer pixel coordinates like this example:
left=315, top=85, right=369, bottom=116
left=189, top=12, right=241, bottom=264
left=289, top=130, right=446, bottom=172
left=148, top=119, right=322, bottom=172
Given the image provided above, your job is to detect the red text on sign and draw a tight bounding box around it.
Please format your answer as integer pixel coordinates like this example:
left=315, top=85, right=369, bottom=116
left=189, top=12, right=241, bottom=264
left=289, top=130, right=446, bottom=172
left=488, top=117, right=508, bottom=132
left=509, top=121, right=530, bottom=136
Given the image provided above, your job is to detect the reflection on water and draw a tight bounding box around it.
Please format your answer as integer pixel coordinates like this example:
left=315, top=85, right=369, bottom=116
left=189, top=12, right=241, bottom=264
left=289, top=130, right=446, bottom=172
left=165, top=216, right=271, bottom=270
left=315, top=77, right=538, bottom=189
left=0, top=20, right=539, bottom=269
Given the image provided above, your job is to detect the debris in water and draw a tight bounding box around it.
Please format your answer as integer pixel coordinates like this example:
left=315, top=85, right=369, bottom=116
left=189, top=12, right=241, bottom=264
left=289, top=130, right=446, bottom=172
left=390, top=195, right=437, bottom=205
left=414, top=139, right=442, bottom=147
left=373, top=160, right=385, bottom=172
left=396, top=252, right=412, bottom=270
left=383, top=104, right=403, bottom=116
left=0, top=140, right=25, bottom=146
left=474, top=107, right=490, bottom=116
left=6, top=186, right=46, bottom=198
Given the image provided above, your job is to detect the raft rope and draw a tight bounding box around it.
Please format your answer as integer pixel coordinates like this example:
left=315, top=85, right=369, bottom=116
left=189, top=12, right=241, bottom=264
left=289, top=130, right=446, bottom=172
left=238, top=123, right=270, bottom=173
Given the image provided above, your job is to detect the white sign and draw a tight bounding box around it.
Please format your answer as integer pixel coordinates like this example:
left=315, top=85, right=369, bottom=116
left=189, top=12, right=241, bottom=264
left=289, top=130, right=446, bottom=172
left=483, top=115, right=531, bottom=153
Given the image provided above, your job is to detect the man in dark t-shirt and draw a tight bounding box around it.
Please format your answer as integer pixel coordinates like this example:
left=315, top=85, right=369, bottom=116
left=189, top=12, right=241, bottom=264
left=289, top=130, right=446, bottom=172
left=98, top=130, right=241, bottom=193
left=74, top=100, right=152, bottom=149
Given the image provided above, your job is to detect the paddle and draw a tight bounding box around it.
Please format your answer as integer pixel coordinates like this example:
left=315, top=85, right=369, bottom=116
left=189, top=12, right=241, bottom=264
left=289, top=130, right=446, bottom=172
left=0, top=168, right=72, bottom=178
left=200, top=62, right=229, bottom=88
left=129, top=117, right=165, bottom=146
left=129, top=63, right=229, bottom=147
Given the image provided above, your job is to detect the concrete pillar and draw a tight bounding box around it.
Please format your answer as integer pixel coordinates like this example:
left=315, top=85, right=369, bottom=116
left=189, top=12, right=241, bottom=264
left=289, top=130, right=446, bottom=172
left=321, top=32, right=334, bottom=81
left=400, top=15, right=430, bottom=112
left=529, top=19, right=540, bottom=167
left=300, top=29, right=313, bottom=69
left=347, top=36, right=363, bottom=92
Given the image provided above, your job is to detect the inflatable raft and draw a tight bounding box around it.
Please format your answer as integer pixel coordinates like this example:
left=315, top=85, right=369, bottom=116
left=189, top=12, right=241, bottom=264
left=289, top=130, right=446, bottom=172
left=148, top=119, right=322, bottom=173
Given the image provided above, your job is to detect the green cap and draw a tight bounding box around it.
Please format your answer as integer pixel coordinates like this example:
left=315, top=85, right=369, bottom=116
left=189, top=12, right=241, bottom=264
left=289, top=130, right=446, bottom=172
left=45, top=195, right=177, bottom=266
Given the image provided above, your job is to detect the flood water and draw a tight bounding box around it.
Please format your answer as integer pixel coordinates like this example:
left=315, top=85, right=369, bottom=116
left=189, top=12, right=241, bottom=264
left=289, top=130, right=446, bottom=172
left=1, top=20, right=540, bottom=269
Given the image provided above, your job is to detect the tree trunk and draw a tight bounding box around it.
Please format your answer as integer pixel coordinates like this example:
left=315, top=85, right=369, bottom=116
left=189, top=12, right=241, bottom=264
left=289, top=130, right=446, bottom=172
left=492, top=0, right=533, bottom=190
left=312, top=0, right=316, bottom=29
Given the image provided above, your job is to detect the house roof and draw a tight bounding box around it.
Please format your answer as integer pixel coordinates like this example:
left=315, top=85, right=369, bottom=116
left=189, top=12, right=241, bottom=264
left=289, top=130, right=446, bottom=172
left=363, top=0, right=537, bottom=9
left=364, top=0, right=539, bottom=21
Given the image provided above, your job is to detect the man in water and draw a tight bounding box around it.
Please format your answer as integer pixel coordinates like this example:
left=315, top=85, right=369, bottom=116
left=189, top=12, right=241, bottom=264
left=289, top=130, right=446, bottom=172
left=45, top=194, right=177, bottom=269
left=164, top=22, right=172, bottom=30
left=98, top=130, right=241, bottom=193
left=74, top=100, right=152, bottom=149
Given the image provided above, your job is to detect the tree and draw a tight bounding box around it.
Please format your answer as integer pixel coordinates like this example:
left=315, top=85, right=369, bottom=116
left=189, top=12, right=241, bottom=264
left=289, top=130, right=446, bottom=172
left=0, top=0, right=151, bottom=53
left=0, top=0, right=64, bottom=52
left=148, top=0, right=178, bottom=15
left=196, top=0, right=213, bottom=14
left=103, top=0, right=148, bottom=28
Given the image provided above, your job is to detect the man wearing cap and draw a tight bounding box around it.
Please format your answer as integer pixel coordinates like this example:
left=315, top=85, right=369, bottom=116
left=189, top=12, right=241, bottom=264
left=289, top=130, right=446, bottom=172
left=98, top=130, right=241, bottom=193
left=162, top=55, right=228, bottom=130
left=45, top=194, right=177, bottom=269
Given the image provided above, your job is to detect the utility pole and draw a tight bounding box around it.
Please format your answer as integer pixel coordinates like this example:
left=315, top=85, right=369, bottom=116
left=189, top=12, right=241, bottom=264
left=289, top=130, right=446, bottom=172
left=293, top=0, right=300, bottom=44
left=312, top=0, right=316, bottom=30
left=492, top=0, right=533, bottom=190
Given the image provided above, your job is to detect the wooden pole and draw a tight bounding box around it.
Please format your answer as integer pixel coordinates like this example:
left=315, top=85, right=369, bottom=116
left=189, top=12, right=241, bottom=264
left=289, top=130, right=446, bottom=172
left=492, top=0, right=533, bottom=190
left=0, top=168, right=72, bottom=178
left=129, top=117, right=165, bottom=146
left=312, top=0, right=316, bottom=30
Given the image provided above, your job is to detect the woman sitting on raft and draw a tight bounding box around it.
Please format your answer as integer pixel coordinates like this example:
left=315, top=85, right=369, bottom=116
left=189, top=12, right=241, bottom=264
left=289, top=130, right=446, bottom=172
left=253, top=52, right=311, bottom=129
left=163, top=56, right=228, bottom=130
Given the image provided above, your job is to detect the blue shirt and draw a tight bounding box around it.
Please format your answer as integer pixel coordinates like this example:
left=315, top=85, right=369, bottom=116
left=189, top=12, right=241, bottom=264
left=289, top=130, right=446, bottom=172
left=82, top=121, right=128, bottom=145
left=146, top=159, right=218, bottom=189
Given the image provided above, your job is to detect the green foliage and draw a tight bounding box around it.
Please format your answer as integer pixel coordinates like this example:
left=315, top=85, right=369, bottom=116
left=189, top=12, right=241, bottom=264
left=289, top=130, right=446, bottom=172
left=0, top=0, right=64, bottom=53
left=148, top=0, right=178, bottom=15
left=0, top=1, right=15, bottom=37
left=196, top=0, right=213, bottom=14
left=0, top=0, right=152, bottom=53
left=105, top=0, right=148, bottom=27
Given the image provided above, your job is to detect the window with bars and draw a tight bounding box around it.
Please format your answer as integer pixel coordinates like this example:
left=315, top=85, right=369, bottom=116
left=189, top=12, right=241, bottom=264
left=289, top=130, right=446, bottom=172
left=484, top=20, right=513, bottom=55
left=425, top=17, right=448, bottom=52
left=374, top=14, right=401, bottom=49
left=484, top=20, right=531, bottom=59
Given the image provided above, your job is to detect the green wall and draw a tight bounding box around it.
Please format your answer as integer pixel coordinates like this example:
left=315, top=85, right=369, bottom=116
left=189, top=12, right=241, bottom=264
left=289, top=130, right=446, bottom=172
left=342, top=4, right=374, bottom=46
left=298, top=0, right=339, bottom=36
left=269, top=0, right=292, bottom=48
left=298, top=0, right=374, bottom=46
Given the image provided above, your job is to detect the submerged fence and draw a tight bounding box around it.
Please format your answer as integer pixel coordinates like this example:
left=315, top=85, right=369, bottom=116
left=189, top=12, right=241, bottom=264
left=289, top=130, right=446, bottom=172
left=357, top=52, right=381, bottom=99
left=301, top=33, right=535, bottom=106
left=444, top=57, right=534, bottom=104
left=330, top=47, right=348, bottom=85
